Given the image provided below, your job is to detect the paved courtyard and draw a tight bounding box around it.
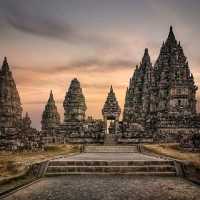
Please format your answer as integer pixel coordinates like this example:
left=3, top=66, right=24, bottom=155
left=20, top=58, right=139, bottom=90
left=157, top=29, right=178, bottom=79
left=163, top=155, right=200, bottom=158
left=4, top=176, right=200, bottom=200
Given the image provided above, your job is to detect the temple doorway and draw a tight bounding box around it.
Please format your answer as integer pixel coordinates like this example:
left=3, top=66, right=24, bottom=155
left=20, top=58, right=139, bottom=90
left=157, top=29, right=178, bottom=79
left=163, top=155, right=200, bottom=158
left=107, top=119, right=114, bottom=134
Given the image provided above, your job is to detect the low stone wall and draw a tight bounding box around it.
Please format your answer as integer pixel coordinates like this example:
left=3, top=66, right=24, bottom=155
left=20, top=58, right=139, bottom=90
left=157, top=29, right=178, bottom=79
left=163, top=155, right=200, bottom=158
left=0, top=160, right=48, bottom=186
left=0, top=160, right=49, bottom=196
left=179, top=161, right=200, bottom=184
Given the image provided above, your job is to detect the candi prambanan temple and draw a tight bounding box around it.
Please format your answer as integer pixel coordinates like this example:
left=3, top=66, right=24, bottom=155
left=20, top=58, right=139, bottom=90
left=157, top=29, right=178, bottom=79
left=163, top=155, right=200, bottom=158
left=0, top=26, right=200, bottom=151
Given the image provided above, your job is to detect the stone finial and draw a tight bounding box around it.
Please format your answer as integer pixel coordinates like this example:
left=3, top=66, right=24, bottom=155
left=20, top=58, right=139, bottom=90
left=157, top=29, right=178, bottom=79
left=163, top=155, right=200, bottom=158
left=110, top=85, right=113, bottom=93
left=48, top=90, right=54, bottom=103
left=142, top=48, right=151, bottom=64
left=1, top=56, right=10, bottom=73
left=166, top=25, right=177, bottom=45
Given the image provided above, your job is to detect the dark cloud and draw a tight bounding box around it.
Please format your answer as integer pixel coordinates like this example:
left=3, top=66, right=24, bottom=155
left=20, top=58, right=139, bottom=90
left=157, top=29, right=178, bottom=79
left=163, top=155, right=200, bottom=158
left=0, top=0, right=80, bottom=42
left=0, top=0, right=116, bottom=47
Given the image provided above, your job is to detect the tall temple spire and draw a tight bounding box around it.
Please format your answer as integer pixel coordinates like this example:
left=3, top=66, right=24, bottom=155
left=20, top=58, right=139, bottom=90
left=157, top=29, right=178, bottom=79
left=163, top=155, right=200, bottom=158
left=0, top=58, right=22, bottom=128
left=41, top=90, right=60, bottom=130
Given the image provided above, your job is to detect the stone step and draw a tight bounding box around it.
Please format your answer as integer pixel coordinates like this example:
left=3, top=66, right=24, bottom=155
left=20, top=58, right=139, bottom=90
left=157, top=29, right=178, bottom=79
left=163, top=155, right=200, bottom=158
left=46, top=165, right=176, bottom=174
left=84, top=145, right=138, bottom=153
left=48, top=160, right=174, bottom=167
left=45, top=171, right=177, bottom=176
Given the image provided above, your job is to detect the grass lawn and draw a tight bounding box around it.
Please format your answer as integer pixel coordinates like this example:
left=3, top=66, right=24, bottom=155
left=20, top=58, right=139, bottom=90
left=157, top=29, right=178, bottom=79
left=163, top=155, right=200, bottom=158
left=143, top=143, right=200, bottom=168
left=0, top=144, right=80, bottom=178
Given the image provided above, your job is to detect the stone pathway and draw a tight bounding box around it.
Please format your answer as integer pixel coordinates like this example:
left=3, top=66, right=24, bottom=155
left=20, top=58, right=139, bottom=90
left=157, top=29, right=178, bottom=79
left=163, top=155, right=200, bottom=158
left=4, top=176, right=200, bottom=200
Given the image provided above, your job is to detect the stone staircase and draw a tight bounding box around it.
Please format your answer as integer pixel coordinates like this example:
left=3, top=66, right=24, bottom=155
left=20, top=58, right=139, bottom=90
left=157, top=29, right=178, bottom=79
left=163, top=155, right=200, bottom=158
left=44, top=145, right=177, bottom=176
left=84, top=145, right=138, bottom=153
left=45, top=160, right=176, bottom=176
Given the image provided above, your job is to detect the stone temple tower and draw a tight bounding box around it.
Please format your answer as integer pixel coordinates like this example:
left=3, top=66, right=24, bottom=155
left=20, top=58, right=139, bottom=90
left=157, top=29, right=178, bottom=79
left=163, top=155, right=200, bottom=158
left=0, top=57, right=23, bottom=129
left=63, top=78, right=87, bottom=122
left=122, top=27, right=199, bottom=139
left=41, top=90, right=60, bottom=130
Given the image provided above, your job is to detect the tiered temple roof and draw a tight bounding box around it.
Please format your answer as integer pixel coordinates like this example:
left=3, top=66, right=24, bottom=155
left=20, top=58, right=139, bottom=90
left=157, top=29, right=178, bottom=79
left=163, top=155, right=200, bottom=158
left=63, top=78, right=87, bottom=121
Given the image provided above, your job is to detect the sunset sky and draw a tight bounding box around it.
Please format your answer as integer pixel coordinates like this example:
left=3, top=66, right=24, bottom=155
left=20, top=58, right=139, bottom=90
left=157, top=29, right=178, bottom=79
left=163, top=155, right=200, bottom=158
left=0, top=0, right=200, bottom=129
